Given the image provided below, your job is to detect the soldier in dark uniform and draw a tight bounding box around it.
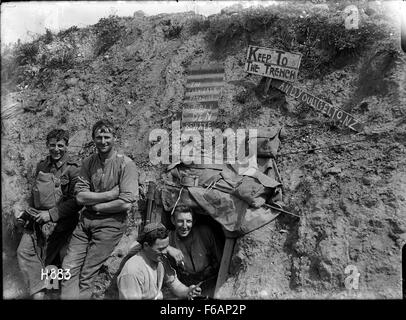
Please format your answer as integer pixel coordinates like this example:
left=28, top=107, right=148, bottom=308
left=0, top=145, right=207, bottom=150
left=16, top=129, right=82, bottom=299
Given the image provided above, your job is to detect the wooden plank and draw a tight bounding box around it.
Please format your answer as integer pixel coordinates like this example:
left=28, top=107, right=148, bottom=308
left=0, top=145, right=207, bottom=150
left=272, top=158, right=282, bottom=183
left=186, top=77, right=224, bottom=83
left=245, top=45, right=302, bottom=68
left=264, top=78, right=272, bottom=95
left=214, top=237, right=236, bottom=298
left=183, top=65, right=224, bottom=130
left=184, top=96, right=220, bottom=103
left=182, top=122, right=213, bottom=131
left=271, top=79, right=363, bottom=132
left=184, top=101, right=218, bottom=107
left=182, top=110, right=218, bottom=123
left=245, top=45, right=302, bottom=82
left=187, top=67, right=224, bottom=75
left=146, top=181, right=156, bottom=224
left=186, top=73, right=224, bottom=80
left=185, top=89, right=221, bottom=97
left=245, top=61, right=298, bottom=82
left=185, top=82, right=224, bottom=89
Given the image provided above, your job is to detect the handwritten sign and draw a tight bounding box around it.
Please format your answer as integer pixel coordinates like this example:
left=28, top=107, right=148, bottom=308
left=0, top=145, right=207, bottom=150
left=272, top=79, right=363, bottom=132
left=182, top=105, right=219, bottom=123
left=244, top=46, right=302, bottom=82
left=183, top=65, right=224, bottom=129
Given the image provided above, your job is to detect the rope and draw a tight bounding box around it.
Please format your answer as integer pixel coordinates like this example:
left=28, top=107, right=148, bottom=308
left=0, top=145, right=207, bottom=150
left=241, top=215, right=280, bottom=237
left=277, top=138, right=369, bottom=157
left=237, top=204, right=300, bottom=237
left=262, top=203, right=301, bottom=218
left=278, top=125, right=399, bottom=157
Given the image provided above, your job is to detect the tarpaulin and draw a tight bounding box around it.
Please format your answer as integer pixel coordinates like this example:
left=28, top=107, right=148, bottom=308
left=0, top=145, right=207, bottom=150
left=161, top=163, right=282, bottom=236
left=159, top=126, right=285, bottom=236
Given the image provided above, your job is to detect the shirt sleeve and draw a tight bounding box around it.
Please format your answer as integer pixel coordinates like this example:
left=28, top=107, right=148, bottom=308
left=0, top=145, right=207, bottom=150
left=74, top=158, right=92, bottom=195
left=118, top=159, right=139, bottom=203
left=49, top=164, right=82, bottom=222
left=117, top=273, right=144, bottom=300
left=162, top=256, right=177, bottom=285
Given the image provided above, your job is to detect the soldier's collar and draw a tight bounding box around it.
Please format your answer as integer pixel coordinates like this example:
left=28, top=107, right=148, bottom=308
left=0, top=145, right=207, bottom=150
left=47, top=153, right=69, bottom=169
left=97, top=150, right=117, bottom=162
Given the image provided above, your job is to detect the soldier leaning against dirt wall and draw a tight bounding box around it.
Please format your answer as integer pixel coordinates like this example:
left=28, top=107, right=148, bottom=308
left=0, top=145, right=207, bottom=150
left=16, top=129, right=82, bottom=299
left=60, top=119, right=139, bottom=300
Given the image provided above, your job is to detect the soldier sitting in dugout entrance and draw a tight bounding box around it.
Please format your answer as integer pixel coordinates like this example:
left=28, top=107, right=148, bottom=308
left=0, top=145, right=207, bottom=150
left=117, top=222, right=202, bottom=300
left=166, top=205, right=223, bottom=298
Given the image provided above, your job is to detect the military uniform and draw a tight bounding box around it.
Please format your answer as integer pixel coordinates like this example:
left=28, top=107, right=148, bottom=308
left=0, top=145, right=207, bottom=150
left=61, top=151, right=138, bottom=299
left=169, top=224, right=223, bottom=297
left=17, top=153, right=82, bottom=296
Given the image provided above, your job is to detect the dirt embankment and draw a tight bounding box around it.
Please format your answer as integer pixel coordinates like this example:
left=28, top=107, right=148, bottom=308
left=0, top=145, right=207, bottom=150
left=2, top=2, right=405, bottom=299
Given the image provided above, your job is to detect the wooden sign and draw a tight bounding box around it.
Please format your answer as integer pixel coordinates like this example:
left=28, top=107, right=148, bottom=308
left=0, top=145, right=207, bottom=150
left=182, top=105, right=219, bottom=123
left=183, top=64, right=224, bottom=129
left=272, top=79, right=363, bottom=132
left=244, top=46, right=302, bottom=82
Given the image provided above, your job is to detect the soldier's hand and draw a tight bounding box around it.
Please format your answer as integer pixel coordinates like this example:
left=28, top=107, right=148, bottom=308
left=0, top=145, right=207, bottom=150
left=34, top=211, right=51, bottom=224
left=27, top=207, right=40, bottom=217
left=252, top=197, right=266, bottom=208
left=166, top=246, right=184, bottom=265
left=15, top=211, right=27, bottom=230
left=187, top=284, right=202, bottom=299
left=108, top=185, right=120, bottom=200
left=91, top=204, right=101, bottom=214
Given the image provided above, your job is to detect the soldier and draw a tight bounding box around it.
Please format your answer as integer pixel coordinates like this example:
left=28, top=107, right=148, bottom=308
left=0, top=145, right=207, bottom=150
left=117, top=222, right=202, bottom=300
left=167, top=206, right=223, bottom=297
left=16, top=129, right=82, bottom=299
left=61, top=119, right=139, bottom=299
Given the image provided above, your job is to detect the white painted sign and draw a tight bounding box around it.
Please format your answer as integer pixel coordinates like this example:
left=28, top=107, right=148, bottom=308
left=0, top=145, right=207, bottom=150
left=183, top=65, right=224, bottom=129
left=244, top=45, right=302, bottom=82
left=272, top=79, right=363, bottom=132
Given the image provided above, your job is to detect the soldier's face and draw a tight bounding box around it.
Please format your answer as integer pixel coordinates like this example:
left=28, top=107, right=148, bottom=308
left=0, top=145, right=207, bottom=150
left=146, top=237, right=169, bottom=262
left=94, top=129, right=115, bottom=155
left=47, top=138, right=68, bottom=161
left=174, top=212, right=193, bottom=238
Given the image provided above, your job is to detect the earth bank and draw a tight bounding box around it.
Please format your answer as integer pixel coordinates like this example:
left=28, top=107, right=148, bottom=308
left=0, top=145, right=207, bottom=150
left=1, top=2, right=405, bottom=299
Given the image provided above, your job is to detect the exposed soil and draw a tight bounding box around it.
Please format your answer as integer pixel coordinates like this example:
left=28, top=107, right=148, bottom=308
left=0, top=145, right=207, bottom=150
left=2, top=2, right=405, bottom=299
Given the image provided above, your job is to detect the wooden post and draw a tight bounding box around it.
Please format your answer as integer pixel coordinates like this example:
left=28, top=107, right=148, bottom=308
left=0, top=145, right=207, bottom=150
left=272, top=158, right=282, bottom=183
left=264, top=78, right=272, bottom=95
left=214, top=237, right=236, bottom=298
left=145, top=181, right=156, bottom=225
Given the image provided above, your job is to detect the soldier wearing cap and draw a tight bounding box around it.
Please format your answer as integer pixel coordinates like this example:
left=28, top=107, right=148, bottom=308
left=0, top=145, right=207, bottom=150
left=16, top=129, right=82, bottom=299
left=61, top=119, right=139, bottom=299
left=117, top=222, right=202, bottom=300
